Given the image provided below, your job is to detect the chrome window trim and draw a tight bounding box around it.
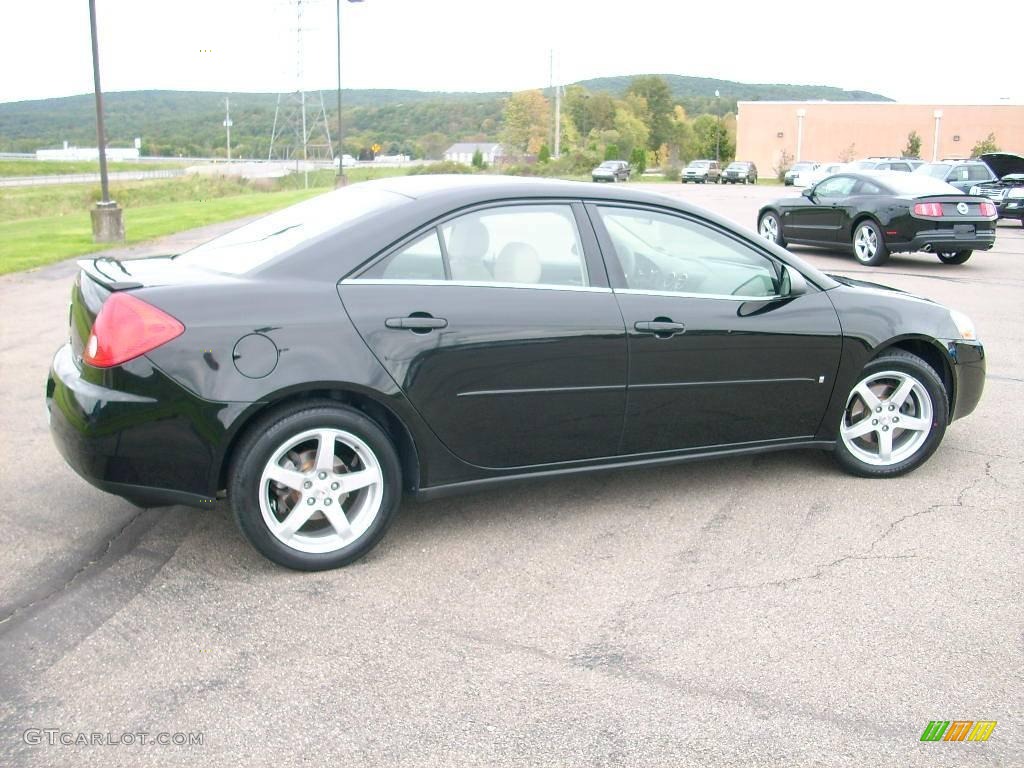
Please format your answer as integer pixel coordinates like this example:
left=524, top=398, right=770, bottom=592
left=341, top=278, right=613, bottom=293
left=614, top=288, right=783, bottom=302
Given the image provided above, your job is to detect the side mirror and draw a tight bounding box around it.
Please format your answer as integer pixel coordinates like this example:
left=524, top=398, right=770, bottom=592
left=801, top=187, right=814, bottom=198
left=781, top=265, right=808, bottom=297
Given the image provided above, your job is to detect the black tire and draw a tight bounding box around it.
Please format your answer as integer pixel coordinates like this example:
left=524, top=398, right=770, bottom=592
left=937, top=250, right=972, bottom=264
left=758, top=210, right=786, bottom=247
left=833, top=350, right=948, bottom=478
left=852, top=219, right=890, bottom=266
left=229, top=402, right=402, bottom=570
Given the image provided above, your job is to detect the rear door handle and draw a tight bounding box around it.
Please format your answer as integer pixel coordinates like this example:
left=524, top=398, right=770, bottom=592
left=385, top=315, right=448, bottom=331
left=635, top=319, right=685, bottom=338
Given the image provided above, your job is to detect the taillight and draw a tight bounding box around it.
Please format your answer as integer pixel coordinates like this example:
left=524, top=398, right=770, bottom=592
left=979, top=201, right=996, bottom=217
left=913, top=202, right=943, bottom=217
left=83, top=293, right=184, bottom=368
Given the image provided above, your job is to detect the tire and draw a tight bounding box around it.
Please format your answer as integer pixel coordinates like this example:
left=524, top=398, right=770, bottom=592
left=852, top=219, right=890, bottom=266
left=229, top=402, right=402, bottom=570
left=833, top=350, right=948, bottom=478
left=937, top=250, right=972, bottom=264
left=758, top=210, right=786, bottom=247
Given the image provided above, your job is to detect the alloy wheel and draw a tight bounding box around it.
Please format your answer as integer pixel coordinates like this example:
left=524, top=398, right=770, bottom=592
left=840, top=370, right=933, bottom=466
left=854, top=225, right=878, bottom=262
left=759, top=215, right=779, bottom=242
left=258, top=428, right=384, bottom=553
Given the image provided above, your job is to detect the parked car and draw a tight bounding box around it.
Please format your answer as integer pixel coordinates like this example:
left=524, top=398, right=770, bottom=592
left=682, top=159, right=721, bottom=183
left=785, top=161, right=818, bottom=186
left=969, top=152, right=1024, bottom=226
left=722, top=161, right=758, bottom=184
left=758, top=170, right=997, bottom=266
left=797, top=162, right=847, bottom=188
left=914, top=159, right=996, bottom=193
left=592, top=160, right=630, bottom=183
left=849, top=158, right=924, bottom=173
left=48, top=176, right=985, bottom=570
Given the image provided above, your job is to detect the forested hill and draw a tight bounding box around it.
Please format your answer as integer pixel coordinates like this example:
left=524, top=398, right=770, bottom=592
left=0, top=76, right=889, bottom=158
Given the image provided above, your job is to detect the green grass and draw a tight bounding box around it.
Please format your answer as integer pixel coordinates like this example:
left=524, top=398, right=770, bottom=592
left=0, top=159, right=187, bottom=177
left=0, top=188, right=321, bottom=275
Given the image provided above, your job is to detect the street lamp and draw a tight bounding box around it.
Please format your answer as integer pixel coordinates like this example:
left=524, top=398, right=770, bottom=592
left=795, top=108, right=806, bottom=162
left=88, top=0, right=123, bottom=242
left=336, top=0, right=365, bottom=187
left=932, top=110, right=943, bottom=162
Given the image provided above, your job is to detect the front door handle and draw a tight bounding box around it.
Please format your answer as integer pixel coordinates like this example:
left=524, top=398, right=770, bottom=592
left=385, top=315, right=448, bottom=332
left=635, top=319, right=685, bottom=338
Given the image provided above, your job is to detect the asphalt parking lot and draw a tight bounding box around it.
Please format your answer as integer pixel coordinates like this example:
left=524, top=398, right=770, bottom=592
left=1, top=182, right=1021, bottom=767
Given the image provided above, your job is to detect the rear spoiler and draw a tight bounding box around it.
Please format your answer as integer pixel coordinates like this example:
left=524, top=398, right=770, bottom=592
left=77, top=257, right=143, bottom=291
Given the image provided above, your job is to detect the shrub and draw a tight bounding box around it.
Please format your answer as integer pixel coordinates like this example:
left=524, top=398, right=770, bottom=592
left=407, top=161, right=475, bottom=175
left=662, top=166, right=681, bottom=182
left=538, top=144, right=551, bottom=163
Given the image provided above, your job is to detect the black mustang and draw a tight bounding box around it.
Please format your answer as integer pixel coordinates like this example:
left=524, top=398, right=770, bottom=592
left=758, top=171, right=998, bottom=266
left=48, top=176, right=985, bottom=570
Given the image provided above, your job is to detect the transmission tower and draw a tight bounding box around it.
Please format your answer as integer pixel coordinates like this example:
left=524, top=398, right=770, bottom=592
left=268, top=0, right=334, bottom=164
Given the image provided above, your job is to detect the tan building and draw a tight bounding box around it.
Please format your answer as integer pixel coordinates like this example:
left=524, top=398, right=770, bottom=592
left=735, top=101, right=1024, bottom=177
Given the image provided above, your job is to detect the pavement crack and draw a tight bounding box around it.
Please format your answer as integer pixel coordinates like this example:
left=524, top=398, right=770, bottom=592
left=689, top=466, right=990, bottom=597
left=0, top=507, right=148, bottom=628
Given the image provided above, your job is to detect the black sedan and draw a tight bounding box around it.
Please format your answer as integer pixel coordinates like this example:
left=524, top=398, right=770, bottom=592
left=48, top=176, right=985, bottom=570
left=758, top=171, right=998, bottom=266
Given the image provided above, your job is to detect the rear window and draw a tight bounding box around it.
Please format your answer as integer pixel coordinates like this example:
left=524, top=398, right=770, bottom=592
left=882, top=174, right=960, bottom=196
left=175, top=186, right=405, bottom=274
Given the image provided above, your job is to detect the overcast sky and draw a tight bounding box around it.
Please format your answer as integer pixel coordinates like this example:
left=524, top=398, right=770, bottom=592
left=2, top=0, right=1019, bottom=104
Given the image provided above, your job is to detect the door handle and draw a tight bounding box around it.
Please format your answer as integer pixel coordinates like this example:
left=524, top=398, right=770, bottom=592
left=385, top=315, right=448, bottom=331
left=635, top=319, right=685, bottom=338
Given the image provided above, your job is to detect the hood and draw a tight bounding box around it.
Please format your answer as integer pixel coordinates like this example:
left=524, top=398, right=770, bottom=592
left=981, top=152, right=1024, bottom=180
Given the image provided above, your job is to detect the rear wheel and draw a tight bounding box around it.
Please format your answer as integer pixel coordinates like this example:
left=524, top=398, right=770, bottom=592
left=937, top=250, right=972, bottom=264
left=833, top=350, right=948, bottom=477
left=758, top=211, right=786, bottom=247
left=852, top=220, right=890, bottom=266
left=229, top=402, right=402, bottom=570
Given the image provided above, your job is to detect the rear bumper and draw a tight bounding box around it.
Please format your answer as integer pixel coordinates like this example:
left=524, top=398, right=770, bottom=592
left=946, top=339, right=985, bottom=422
left=46, top=343, right=221, bottom=508
left=895, top=228, right=996, bottom=253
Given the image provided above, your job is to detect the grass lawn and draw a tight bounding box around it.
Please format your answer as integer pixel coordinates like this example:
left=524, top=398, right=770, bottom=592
left=0, top=188, right=322, bottom=275
left=0, top=159, right=187, bottom=177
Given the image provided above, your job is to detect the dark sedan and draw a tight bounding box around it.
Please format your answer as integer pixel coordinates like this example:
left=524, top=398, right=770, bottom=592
left=758, top=171, right=998, bottom=266
left=48, top=176, right=985, bottom=570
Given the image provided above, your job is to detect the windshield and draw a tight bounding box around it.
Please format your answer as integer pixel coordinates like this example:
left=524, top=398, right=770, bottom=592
left=727, top=163, right=747, bottom=170
left=599, top=161, right=618, bottom=168
left=791, top=162, right=815, bottom=171
left=916, top=163, right=951, bottom=179
left=688, top=161, right=710, bottom=168
left=850, top=160, right=878, bottom=170
left=175, top=186, right=405, bottom=274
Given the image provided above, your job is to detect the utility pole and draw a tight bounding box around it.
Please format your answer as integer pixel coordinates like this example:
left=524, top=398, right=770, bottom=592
left=554, top=83, right=561, bottom=159
left=87, top=0, right=123, bottom=242
left=715, top=89, right=721, bottom=163
left=223, top=96, right=233, bottom=163
left=336, top=0, right=345, bottom=185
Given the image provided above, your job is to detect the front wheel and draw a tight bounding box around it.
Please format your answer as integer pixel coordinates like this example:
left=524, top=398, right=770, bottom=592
left=229, top=402, right=402, bottom=570
left=937, top=250, right=972, bottom=264
left=852, top=220, right=890, bottom=266
left=758, top=211, right=786, bottom=247
left=833, top=351, right=948, bottom=477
